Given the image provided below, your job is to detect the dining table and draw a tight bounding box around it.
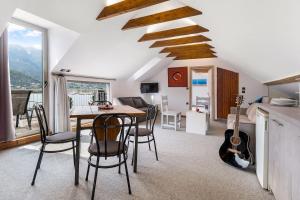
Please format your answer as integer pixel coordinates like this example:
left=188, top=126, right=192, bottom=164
left=70, top=105, right=146, bottom=185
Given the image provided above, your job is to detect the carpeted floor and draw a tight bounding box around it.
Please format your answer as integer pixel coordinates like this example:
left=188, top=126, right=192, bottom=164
left=0, top=120, right=274, bottom=200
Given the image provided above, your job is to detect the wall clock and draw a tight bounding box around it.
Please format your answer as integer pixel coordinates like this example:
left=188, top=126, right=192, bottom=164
left=168, top=67, right=188, bottom=87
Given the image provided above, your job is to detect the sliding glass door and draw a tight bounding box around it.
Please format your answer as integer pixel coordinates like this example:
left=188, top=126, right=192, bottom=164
left=7, top=19, right=48, bottom=138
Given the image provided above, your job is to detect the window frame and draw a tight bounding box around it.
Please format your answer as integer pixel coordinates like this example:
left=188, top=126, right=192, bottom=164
left=9, top=17, right=49, bottom=111
left=66, top=79, right=112, bottom=104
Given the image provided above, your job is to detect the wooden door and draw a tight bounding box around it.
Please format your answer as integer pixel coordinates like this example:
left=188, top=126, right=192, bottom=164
left=217, top=68, right=239, bottom=119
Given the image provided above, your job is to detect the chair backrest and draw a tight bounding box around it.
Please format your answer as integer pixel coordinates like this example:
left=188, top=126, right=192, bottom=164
left=34, top=104, right=49, bottom=143
left=11, top=90, right=32, bottom=115
left=196, top=96, right=210, bottom=112
left=91, top=100, right=112, bottom=106
left=161, top=96, right=169, bottom=112
left=92, top=113, right=133, bottom=159
left=145, top=105, right=158, bottom=132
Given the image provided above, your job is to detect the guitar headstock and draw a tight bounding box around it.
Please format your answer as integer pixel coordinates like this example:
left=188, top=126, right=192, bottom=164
left=235, top=95, right=244, bottom=107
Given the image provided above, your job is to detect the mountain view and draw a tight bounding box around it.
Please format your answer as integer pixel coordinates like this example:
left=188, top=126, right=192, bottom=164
left=9, top=44, right=42, bottom=89
left=8, top=23, right=43, bottom=90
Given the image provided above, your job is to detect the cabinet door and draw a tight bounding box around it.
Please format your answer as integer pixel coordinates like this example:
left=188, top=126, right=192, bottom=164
left=269, top=116, right=293, bottom=200
left=279, top=119, right=292, bottom=200
left=269, top=117, right=282, bottom=198
left=290, top=124, right=300, bottom=200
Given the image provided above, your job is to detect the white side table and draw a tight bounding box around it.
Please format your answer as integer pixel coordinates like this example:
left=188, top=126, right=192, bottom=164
left=186, top=111, right=209, bottom=135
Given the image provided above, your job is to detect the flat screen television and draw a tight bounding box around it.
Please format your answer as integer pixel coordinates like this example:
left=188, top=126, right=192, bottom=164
left=140, top=83, right=159, bottom=93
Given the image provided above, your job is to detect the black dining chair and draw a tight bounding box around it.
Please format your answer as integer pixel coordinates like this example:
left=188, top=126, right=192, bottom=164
left=87, top=100, right=113, bottom=144
left=85, top=113, right=133, bottom=200
left=128, top=105, right=159, bottom=162
left=31, top=104, right=77, bottom=186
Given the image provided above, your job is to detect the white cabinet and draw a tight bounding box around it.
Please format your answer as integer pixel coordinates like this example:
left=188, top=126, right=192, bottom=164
left=269, top=114, right=300, bottom=200
left=186, top=111, right=208, bottom=135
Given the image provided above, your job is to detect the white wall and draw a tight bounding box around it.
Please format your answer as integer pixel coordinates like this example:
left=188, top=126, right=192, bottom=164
left=146, top=67, right=189, bottom=114
left=111, top=79, right=158, bottom=105
left=239, top=72, right=269, bottom=106
left=0, top=0, right=19, bottom=35
left=111, top=80, right=141, bottom=98
left=145, top=58, right=268, bottom=114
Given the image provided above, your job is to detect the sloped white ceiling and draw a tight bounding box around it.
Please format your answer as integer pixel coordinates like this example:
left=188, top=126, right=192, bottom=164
left=0, top=0, right=299, bottom=82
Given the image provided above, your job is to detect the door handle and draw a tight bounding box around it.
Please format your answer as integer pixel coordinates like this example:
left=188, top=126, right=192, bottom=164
left=272, top=119, right=284, bottom=127
left=44, top=81, right=48, bottom=88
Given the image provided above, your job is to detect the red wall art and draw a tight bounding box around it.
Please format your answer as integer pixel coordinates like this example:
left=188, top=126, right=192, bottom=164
left=168, top=67, right=188, bottom=87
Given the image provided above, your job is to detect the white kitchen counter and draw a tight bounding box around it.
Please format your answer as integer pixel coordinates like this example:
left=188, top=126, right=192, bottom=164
left=258, top=103, right=300, bottom=128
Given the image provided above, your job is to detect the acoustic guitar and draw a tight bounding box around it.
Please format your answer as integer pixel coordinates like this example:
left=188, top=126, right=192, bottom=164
left=219, top=95, right=254, bottom=169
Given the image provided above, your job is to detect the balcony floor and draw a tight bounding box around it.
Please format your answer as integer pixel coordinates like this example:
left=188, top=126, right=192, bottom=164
left=13, top=117, right=40, bottom=138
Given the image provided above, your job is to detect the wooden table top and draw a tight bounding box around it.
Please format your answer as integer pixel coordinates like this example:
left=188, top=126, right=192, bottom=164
left=70, top=105, right=146, bottom=119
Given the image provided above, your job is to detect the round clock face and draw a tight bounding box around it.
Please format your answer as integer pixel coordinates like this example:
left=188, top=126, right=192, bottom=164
left=172, top=72, right=182, bottom=81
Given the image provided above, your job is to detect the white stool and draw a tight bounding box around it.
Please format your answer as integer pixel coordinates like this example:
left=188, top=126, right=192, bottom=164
left=186, top=111, right=209, bottom=135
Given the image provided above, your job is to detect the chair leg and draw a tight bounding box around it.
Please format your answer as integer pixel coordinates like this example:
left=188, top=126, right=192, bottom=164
left=174, top=115, right=177, bottom=131
left=161, top=114, right=163, bottom=128
left=166, top=115, right=169, bottom=126
left=131, top=147, right=134, bottom=166
left=37, top=151, right=44, bottom=170
left=152, top=134, right=159, bottom=161
left=26, top=111, right=32, bottom=130
left=118, top=155, right=121, bottom=174
left=72, top=141, right=76, bottom=167
left=31, top=145, right=45, bottom=186
left=85, top=155, right=92, bottom=181
left=147, top=135, right=151, bottom=151
left=16, top=115, right=19, bottom=128
left=123, top=152, right=132, bottom=195
left=127, top=136, right=130, bottom=149
left=91, top=157, right=100, bottom=200
left=90, top=132, right=93, bottom=144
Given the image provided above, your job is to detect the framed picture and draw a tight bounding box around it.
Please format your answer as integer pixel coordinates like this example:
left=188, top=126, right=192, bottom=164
left=168, top=67, right=188, bottom=87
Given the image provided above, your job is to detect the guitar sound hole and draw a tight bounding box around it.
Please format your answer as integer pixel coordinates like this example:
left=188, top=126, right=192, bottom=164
left=230, top=136, right=241, bottom=146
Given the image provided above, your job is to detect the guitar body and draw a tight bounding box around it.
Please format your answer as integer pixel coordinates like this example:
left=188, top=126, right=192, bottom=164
left=219, top=129, right=253, bottom=169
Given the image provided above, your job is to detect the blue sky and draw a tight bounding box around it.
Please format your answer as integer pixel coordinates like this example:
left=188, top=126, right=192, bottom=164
left=8, top=23, right=42, bottom=49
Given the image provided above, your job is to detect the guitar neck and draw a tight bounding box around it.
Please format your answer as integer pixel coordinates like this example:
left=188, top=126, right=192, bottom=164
left=233, top=106, right=241, bottom=137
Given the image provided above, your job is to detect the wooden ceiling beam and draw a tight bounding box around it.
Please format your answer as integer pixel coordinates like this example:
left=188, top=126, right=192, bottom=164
left=122, top=6, right=202, bottom=30
left=264, top=74, right=300, bottom=86
left=170, top=53, right=216, bottom=59
left=139, top=25, right=209, bottom=42
left=150, top=35, right=211, bottom=48
left=97, top=0, right=169, bottom=20
left=138, top=25, right=209, bottom=42
left=167, top=49, right=216, bottom=57
left=169, top=51, right=215, bottom=58
left=174, top=53, right=217, bottom=60
left=160, top=43, right=214, bottom=53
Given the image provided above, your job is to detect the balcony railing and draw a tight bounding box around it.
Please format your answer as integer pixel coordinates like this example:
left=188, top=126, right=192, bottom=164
left=68, top=89, right=108, bottom=108
left=12, top=89, right=108, bottom=110
left=28, top=90, right=43, bottom=109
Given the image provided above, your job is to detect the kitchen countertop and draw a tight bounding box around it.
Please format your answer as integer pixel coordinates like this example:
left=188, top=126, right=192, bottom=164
left=258, top=103, right=300, bottom=128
